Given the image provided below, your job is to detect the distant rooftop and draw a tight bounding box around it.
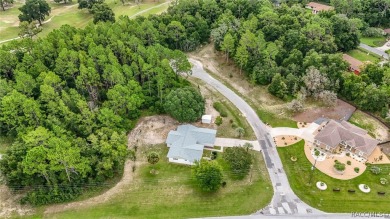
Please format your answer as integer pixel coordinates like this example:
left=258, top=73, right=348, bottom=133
left=306, top=2, right=334, bottom=11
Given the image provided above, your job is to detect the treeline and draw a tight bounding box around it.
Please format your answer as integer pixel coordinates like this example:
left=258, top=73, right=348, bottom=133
left=0, top=10, right=204, bottom=204
left=171, top=0, right=389, bottom=119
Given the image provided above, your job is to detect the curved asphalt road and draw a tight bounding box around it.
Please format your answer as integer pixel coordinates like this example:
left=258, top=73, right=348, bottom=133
left=189, top=58, right=324, bottom=216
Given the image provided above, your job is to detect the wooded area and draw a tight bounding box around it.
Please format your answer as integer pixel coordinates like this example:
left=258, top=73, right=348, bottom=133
left=0, top=0, right=389, bottom=205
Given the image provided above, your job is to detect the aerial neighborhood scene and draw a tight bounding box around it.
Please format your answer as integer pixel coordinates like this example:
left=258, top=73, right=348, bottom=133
left=1, top=0, right=390, bottom=218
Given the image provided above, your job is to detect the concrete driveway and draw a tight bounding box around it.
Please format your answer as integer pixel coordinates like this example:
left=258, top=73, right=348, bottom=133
left=215, top=138, right=260, bottom=151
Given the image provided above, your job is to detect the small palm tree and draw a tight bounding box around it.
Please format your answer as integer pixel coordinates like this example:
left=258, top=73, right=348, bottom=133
left=147, top=151, right=160, bottom=174
left=235, top=127, right=245, bottom=138
left=243, top=142, right=253, bottom=152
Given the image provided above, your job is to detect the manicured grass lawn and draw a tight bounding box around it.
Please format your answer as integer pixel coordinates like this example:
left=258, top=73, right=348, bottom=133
left=346, top=49, right=380, bottom=63
left=256, top=108, right=298, bottom=128
left=278, top=140, right=390, bottom=213
left=0, top=136, right=14, bottom=154
left=44, top=145, right=273, bottom=218
left=360, top=36, right=387, bottom=47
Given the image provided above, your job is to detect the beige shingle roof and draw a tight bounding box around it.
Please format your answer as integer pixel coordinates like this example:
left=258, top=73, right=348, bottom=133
left=315, top=120, right=378, bottom=155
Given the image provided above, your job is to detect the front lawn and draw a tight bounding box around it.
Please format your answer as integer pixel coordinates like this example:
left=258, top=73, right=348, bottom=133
left=360, top=36, right=387, bottom=47
left=257, top=109, right=298, bottom=128
left=346, top=49, right=380, bottom=63
left=45, top=145, right=273, bottom=218
left=278, top=140, right=390, bottom=213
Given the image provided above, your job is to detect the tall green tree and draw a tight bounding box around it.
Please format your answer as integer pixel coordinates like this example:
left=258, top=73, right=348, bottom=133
left=164, top=87, right=205, bottom=123
left=268, top=73, right=288, bottom=99
left=221, top=33, right=235, bottom=63
left=18, top=0, right=51, bottom=26
left=223, top=147, right=252, bottom=179
left=0, top=0, right=13, bottom=11
left=192, top=160, right=223, bottom=192
left=91, top=3, right=115, bottom=24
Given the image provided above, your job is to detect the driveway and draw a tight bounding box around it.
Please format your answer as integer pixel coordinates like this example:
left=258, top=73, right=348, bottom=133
left=215, top=138, right=260, bottom=151
left=270, top=123, right=319, bottom=143
left=359, top=43, right=389, bottom=59
left=189, top=58, right=323, bottom=216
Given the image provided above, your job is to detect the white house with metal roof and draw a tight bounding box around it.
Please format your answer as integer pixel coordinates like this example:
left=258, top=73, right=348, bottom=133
left=166, top=124, right=217, bottom=165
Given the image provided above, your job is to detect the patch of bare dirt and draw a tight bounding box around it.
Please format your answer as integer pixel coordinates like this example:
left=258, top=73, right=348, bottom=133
left=127, top=115, right=179, bottom=146
left=293, top=99, right=356, bottom=122
left=0, top=185, right=33, bottom=218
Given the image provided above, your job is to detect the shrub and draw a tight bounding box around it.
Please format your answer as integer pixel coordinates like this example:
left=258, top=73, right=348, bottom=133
left=229, top=119, right=233, bottom=123
left=315, top=150, right=320, bottom=157
left=282, top=137, right=285, bottom=140
left=213, top=102, right=228, bottom=117
left=334, top=161, right=345, bottom=172
left=287, top=99, right=304, bottom=113
left=231, top=122, right=237, bottom=128
left=211, top=151, right=218, bottom=160
left=354, top=167, right=359, bottom=173
left=346, top=152, right=350, bottom=157
left=362, top=27, right=385, bottom=37
left=215, top=116, right=223, bottom=126
left=370, top=166, right=381, bottom=175
left=347, top=161, right=351, bottom=165
left=222, top=181, right=227, bottom=187
left=380, top=178, right=388, bottom=185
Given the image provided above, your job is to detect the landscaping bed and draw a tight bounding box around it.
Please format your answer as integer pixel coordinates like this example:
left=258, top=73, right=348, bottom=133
left=277, top=140, right=390, bottom=212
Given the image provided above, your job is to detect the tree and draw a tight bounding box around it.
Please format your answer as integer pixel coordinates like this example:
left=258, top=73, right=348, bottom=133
left=147, top=151, right=160, bottom=174
left=268, top=73, right=288, bottom=99
left=78, top=0, right=103, bottom=9
left=18, top=21, right=42, bottom=39
left=287, top=99, right=304, bottom=113
left=0, top=0, right=13, bottom=11
left=192, top=159, right=223, bottom=192
left=235, top=127, right=245, bottom=138
left=331, top=15, right=360, bottom=52
left=221, top=33, right=235, bottom=62
left=318, top=90, right=337, bottom=106
left=91, top=3, right=115, bottom=24
left=302, top=67, right=329, bottom=98
left=223, top=147, right=252, bottom=179
left=164, top=87, right=205, bottom=123
left=18, top=0, right=51, bottom=26
left=243, top=142, right=253, bottom=152
left=334, top=161, right=345, bottom=172
left=234, top=45, right=249, bottom=75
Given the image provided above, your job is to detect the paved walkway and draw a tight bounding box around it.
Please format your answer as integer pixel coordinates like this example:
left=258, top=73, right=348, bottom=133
left=215, top=138, right=260, bottom=151
left=359, top=43, right=389, bottom=59
left=270, top=123, right=319, bottom=143
left=189, top=58, right=323, bottom=216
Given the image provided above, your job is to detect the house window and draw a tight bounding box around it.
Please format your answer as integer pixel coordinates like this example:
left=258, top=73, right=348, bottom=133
left=358, top=151, right=364, bottom=156
left=326, top=145, right=330, bottom=150
left=173, top=158, right=178, bottom=160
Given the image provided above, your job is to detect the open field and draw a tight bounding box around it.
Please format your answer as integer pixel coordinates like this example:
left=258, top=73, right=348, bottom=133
left=278, top=140, right=390, bottom=213
left=346, top=48, right=380, bottom=63
left=43, top=145, right=272, bottom=218
left=360, top=36, right=387, bottom=47
left=0, top=0, right=170, bottom=42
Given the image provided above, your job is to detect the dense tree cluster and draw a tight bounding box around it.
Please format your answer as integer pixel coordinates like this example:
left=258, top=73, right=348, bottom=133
left=0, top=13, right=194, bottom=204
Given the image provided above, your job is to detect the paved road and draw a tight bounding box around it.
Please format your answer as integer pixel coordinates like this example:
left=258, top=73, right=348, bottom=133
left=359, top=43, right=389, bottom=60
left=189, top=58, right=323, bottom=216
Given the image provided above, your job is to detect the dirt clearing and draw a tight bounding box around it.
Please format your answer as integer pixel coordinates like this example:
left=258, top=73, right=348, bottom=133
left=293, top=99, right=356, bottom=122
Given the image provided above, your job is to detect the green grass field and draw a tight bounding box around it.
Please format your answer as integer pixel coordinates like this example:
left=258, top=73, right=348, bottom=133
left=43, top=145, right=272, bottom=218
left=360, top=36, right=387, bottom=47
left=346, top=49, right=380, bottom=63
left=257, top=108, right=298, bottom=128
left=0, top=0, right=170, bottom=42
left=277, top=140, right=390, bottom=212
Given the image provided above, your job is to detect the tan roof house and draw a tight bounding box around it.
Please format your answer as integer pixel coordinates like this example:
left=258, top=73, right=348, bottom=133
left=342, top=54, right=364, bottom=75
left=306, top=2, right=334, bottom=14
left=314, top=120, right=378, bottom=159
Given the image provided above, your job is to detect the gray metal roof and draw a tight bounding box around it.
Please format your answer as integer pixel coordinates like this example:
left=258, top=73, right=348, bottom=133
left=166, top=124, right=216, bottom=162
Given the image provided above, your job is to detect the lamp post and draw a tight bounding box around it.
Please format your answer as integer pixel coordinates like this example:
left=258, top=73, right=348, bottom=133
left=308, top=157, right=318, bottom=185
